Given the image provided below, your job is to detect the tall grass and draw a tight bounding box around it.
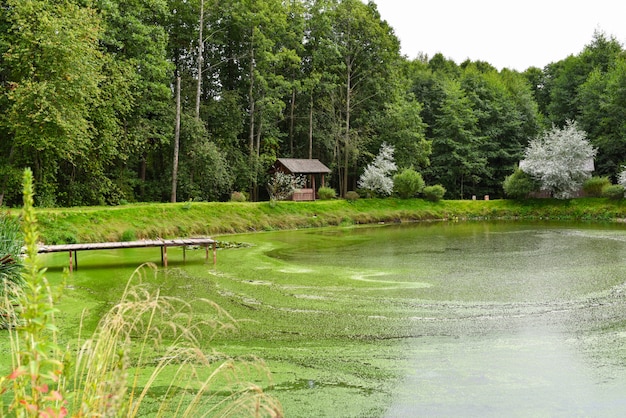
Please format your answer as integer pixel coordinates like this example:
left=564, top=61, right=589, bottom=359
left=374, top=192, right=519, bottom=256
left=0, top=169, right=283, bottom=417
left=0, top=211, right=24, bottom=294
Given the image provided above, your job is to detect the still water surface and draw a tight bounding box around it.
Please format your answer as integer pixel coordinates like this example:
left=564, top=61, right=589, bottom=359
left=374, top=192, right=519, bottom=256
left=43, top=221, right=626, bottom=416
left=266, top=221, right=626, bottom=416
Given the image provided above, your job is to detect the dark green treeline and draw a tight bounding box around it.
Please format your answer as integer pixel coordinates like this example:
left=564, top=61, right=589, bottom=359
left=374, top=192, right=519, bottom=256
left=0, top=0, right=624, bottom=206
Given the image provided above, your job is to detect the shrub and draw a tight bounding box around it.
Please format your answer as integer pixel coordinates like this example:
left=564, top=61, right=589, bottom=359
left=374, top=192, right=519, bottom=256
left=503, top=169, right=539, bottom=199
left=121, top=229, right=136, bottom=242
left=317, top=186, right=336, bottom=200
left=393, top=168, right=425, bottom=198
left=0, top=212, right=23, bottom=303
left=230, top=191, right=247, bottom=202
left=603, top=184, right=625, bottom=200
left=423, top=184, right=446, bottom=202
left=44, top=230, right=77, bottom=245
left=583, top=176, right=611, bottom=197
left=345, top=191, right=360, bottom=202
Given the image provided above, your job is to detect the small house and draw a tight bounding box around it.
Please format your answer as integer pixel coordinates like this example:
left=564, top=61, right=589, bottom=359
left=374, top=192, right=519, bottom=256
left=271, top=158, right=331, bottom=201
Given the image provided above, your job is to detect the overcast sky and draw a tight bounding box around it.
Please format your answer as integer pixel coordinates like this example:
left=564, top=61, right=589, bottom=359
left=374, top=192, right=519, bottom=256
left=369, top=0, right=626, bottom=71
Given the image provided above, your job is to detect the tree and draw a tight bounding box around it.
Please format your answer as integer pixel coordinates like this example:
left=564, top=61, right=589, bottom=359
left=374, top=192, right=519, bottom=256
left=544, top=31, right=622, bottom=127
left=95, top=0, right=173, bottom=202
left=171, top=76, right=182, bottom=202
left=358, top=143, right=396, bottom=196
left=520, top=121, right=596, bottom=199
left=375, top=95, right=431, bottom=170
left=315, top=0, right=402, bottom=197
left=579, top=57, right=626, bottom=177
left=427, top=78, right=487, bottom=199
left=1, top=0, right=104, bottom=206
left=461, top=65, right=540, bottom=197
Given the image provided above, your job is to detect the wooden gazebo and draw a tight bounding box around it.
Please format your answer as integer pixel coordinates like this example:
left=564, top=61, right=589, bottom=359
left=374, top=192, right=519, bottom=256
left=271, top=158, right=331, bottom=201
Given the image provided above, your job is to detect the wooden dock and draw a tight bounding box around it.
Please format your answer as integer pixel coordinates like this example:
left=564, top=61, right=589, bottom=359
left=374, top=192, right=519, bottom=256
left=37, top=238, right=217, bottom=272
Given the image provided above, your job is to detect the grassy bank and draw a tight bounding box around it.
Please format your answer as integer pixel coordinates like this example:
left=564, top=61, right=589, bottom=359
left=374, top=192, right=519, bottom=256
left=21, top=197, right=626, bottom=244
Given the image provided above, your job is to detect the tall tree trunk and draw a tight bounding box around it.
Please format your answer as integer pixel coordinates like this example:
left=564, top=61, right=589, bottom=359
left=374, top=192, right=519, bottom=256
left=343, top=61, right=351, bottom=198
left=251, top=114, right=263, bottom=202
left=139, top=152, right=147, bottom=199
left=248, top=35, right=257, bottom=200
left=195, top=0, right=204, bottom=120
left=289, top=87, right=296, bottom=156
left=308, top=92, right=313, bottom=159
left=171, top=76, right=181, bottom=203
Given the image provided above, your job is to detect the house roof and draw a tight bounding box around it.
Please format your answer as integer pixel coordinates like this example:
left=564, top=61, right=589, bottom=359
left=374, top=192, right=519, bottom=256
left=275, top=158, right=331, bottom=174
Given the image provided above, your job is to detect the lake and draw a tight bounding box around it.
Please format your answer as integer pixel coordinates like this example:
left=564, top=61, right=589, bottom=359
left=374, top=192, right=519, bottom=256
left=42, top=221, right=626, bottom=417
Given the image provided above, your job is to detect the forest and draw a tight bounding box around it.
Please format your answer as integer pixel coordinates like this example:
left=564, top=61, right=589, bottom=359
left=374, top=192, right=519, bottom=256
left=1, top=0, right=625, bottom=207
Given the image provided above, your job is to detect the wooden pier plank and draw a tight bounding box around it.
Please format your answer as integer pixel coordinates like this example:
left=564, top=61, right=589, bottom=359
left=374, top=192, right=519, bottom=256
left=37, top=238, right=217, bottom=272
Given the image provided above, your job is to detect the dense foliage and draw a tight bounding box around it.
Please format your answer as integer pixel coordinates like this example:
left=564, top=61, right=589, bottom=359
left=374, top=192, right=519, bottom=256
left=503, top=169, right=540, bottom=200
left=393, top=167, right=425, bottom=199
left=0, top=1, right=624, bottom=206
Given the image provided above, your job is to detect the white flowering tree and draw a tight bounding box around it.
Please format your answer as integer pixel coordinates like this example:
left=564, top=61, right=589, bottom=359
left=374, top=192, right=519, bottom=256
left=520, top=121, right=596, bottom=199
left=358, top=143, right=397, bottom=196
left=267, top=172, right=306, bottom=201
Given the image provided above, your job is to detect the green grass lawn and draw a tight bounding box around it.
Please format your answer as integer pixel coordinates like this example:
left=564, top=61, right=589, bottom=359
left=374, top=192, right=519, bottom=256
left=12, top=196, right=626, bottom=245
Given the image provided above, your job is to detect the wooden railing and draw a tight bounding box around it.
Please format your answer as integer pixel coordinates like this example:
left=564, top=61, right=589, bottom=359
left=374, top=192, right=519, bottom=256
left=292, top=188, right=315, bottom=201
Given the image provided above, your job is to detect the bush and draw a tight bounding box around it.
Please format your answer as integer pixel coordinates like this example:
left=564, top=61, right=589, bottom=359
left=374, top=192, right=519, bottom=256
left=423, top=185, right=446, bottom=202
left=0, top=212, right=23, bottom=298
left=583, top=176, right=611, bottom=197
left=121, top=229, right=137, bottom=242
left=317, top=186, right=336, bottom=200
left=503, top=169, right=539, bottom=199
left=345, top=191, right=360, bottom=202
left=44, top=230, right=78, bottom=245
left=230, top=191, right=247, bottom=202
left=393, top=168, right=425, bottom=199
left=603, top=184, right=625, bottom=200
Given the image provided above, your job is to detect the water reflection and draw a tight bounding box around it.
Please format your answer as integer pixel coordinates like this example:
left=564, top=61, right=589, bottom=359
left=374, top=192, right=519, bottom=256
left=386, top=331, right=626, bottom=417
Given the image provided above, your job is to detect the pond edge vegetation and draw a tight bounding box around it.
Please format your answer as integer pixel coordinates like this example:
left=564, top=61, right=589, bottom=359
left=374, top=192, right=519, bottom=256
left=12, top=197, right=626, bottom=245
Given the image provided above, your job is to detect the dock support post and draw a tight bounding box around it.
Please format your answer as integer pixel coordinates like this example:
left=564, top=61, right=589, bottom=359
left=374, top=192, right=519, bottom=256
left=212, top=242, right=217, bottom=265
left=69, top=250, right=73, bottom=273
left=162, top=246, right=168, bottom=267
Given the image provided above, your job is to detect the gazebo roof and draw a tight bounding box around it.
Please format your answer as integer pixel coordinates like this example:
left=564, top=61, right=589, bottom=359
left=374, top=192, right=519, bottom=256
left=275, top=158, right=331, bottom=174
